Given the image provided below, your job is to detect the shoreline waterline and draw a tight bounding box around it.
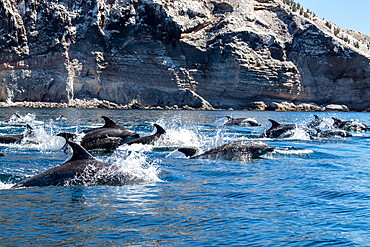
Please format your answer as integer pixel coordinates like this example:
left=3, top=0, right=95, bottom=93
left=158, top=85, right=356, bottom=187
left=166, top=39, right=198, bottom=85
left=1, top=100, right=367, bottom=112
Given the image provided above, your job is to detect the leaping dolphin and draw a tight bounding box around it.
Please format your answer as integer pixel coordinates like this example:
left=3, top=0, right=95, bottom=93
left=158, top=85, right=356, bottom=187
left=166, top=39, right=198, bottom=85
left=56, top=115, right=67, bottom=122
left=58, top=116, right=140, bottom=152
left=0, top=124, right=34, bottom=144
left=259, top=119, right=297, bottom=138
left=82, top=116, right=126, bottom=133
left=307, top=115, right=323, bottom=128
left=126, top=124, right=166, bottom=145
left=12, top=139, right=118, bottom=188
left=224, top=116, right=260, bottom=126
left=315, top=129, right=352, bottom=138
left=332, top=117, right=368, bottom=132
left=178, top=141, right=274, bottom=161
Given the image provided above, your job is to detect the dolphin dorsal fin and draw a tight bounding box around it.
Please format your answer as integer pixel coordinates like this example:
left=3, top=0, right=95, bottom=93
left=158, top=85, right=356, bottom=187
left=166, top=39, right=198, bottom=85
left=67, top=141, right=95, bottom=161
left=268, top=119, right=283, bottom=128
left=332, top=117, right=342, bottom=123
left=226, top=116, right=233, bottom=120
left=178, top=148, right=198, bottom=157
left=154, top=124, right=166, bottom=135
left=25, top=124, right=34, bottom=135
left=314, top=115, right=320, bottom=120
left=101, top=116, right=119, bottom=128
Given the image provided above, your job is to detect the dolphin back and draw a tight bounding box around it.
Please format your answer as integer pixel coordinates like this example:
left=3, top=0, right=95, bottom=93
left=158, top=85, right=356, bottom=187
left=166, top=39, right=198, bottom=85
left=126, top=124, right=165, bottom=145
left=67, top=141, right=95, bottom=161
left=101, top=116, right=119, bottom=128
left=12, top=140, right=111, bottom=188
left=188, top=141, right=274, bottom=160
left=268, top=119, right=283, bottom=128
left=332, top=117, right=343, bottom=127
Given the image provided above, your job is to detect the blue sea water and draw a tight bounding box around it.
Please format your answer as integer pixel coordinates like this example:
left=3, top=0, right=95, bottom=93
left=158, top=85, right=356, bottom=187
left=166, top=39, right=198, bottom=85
left=0, top=108, right=369, bottom=246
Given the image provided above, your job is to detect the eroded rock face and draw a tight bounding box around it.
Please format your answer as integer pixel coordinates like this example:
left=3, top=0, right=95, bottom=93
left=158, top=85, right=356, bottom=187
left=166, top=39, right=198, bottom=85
left=0, top=0, right=369, bottom=110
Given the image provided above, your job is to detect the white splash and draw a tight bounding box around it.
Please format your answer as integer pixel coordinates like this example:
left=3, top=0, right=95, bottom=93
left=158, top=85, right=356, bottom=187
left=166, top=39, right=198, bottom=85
left=318, top=117, right=335, bottom=129
left=155, top=127, right=203, bottom=148
left=19, top=123, right=66, bottom=152
left=7, top=113, right=43, bottom=125
left=272, top=146, right=314, bottom=156
left=105, top=144, right=162, bottom=184
left=240, top=118, right=259, bottom=126
left=344, top=120, right=368, bottom=132
left=0, top=181, right=13, bottom=190
left=305, top=115, right=334, bottom=129
left=207, top=129, right=226, bottom=148
left=137, top=118, right=204, bottom=149
left=284, top=126, right=312, bottom=141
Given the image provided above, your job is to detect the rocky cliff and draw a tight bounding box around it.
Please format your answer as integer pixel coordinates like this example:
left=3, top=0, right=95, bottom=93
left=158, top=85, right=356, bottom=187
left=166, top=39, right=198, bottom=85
left=0, top=0, right=369, bottom=110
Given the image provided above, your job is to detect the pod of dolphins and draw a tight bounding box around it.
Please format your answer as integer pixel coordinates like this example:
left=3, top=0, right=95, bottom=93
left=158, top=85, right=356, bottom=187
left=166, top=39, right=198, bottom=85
left=0, top=114, right=368, bottom=188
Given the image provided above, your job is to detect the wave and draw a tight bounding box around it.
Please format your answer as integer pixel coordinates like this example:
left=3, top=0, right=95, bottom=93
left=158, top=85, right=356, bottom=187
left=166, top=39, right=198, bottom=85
left=0, top=181, right=13, bottom=189
left=273, top=146, right=314, bottom=155
left=100, top=144, right=162, bottom=185
left=3, top=112, right=44, bottom=125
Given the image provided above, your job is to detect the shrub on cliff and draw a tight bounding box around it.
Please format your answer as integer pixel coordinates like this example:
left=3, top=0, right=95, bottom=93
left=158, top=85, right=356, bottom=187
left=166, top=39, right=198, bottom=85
left=334, top=28, right=340, bottom=36
left=325, top=21, right=332, bottom=29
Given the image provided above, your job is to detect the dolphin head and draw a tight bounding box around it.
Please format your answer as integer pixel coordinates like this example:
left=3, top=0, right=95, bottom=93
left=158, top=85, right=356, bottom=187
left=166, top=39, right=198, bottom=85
left=57, top=132, right=78, bottom=141
left=332, top=117, right=342, bottom=127
left=251, top=142, right=274, bottom=158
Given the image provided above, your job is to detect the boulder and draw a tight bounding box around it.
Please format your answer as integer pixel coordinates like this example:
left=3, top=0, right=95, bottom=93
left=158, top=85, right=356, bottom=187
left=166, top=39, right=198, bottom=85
left=325, top=104, right=350, bottom=112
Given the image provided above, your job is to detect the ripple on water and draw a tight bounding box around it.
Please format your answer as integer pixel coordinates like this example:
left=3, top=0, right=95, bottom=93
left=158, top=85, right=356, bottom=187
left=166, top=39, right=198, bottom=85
left=0, top=109, right=369, bottom=246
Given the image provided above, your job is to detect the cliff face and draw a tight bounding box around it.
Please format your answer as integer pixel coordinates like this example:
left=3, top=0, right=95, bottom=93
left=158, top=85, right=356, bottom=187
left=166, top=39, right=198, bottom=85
left=0, top=0, right=369, bottom=110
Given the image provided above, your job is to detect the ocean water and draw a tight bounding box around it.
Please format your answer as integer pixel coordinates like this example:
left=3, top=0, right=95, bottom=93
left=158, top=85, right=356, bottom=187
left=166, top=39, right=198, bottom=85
left=0, top=108, right=369, bottom=246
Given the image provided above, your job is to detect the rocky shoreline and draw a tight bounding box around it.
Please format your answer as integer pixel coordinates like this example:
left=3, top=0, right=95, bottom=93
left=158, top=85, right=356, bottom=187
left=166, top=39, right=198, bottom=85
left=1, top=99, right=366, bottom=112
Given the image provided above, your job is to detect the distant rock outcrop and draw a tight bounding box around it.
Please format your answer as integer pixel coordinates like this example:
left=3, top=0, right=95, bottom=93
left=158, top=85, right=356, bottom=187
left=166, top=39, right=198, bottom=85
left=0, top=0, right=369, bottom=110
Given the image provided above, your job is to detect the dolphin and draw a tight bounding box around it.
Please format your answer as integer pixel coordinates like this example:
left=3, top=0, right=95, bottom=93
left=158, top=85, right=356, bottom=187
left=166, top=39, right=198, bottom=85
left=80, top=126, right=139, bottom=152
left=58, top=128, right=138, bottom=152
left=178, top=141, right=274, bottom=161
left=58, top=116, right=140, bottom=152
left=224, top=116, right=260, bottom=126
left=12, top=139, right=119, bottom=188
left=82, top=116, right=126, bottom=134
left=126, top=124, right=166, bottom=145
left=332, top=117, right=368, bottom=132
left=5, top=112, right=22, bottom=124
left=56, top=115, right=67, bottom=122
left=0, top=124, right=34, bottom=144
left=307, top=115, right=323, bottom=128
left=259, top=119, right=297, bottom=138
left=315, top=129, right=352, bottom=138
